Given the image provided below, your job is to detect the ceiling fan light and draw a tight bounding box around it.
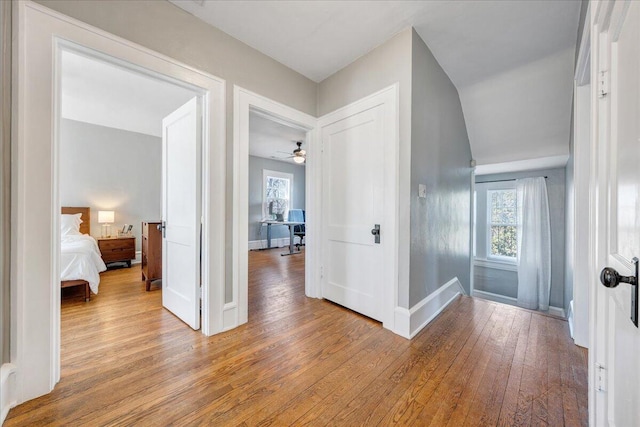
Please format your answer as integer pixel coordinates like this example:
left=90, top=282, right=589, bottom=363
left=293, top=156, right=305, bottom=164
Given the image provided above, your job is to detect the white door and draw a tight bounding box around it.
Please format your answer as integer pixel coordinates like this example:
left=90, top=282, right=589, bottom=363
left=592, top=2, right=640, bottom=424
left=161, top=97, right=202, bottom=330
left=320, top=104, right=387, bottom=322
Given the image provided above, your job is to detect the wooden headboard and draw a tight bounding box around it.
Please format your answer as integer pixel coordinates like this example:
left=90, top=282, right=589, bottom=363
left=61, top=207, right=90, bottom=235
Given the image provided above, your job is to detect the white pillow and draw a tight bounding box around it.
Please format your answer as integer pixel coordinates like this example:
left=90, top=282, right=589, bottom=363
left=61, top=213, right=83, bottom=236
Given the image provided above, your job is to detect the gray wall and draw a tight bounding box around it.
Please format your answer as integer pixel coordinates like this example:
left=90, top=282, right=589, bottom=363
left=36, top=0, right=318, bottom=303
left=1, top=0, right=10, bottom=364
left=59, top=119, right=162, bottom=253
left=409, top=30, right=472, bottom=305
left=474, top=267, right=517, bottom=298
left=248, top=156, right=305, bottom=241
left=476, top=167, right=566, bottom=309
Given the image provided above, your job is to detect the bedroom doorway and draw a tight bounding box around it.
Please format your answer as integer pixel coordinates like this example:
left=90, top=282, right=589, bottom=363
left=14, top=2, right=226, bottom=402
left=58, top=45, right=205, bottom=328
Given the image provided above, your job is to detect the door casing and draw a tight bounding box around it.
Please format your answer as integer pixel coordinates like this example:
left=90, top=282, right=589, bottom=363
left=12, top=2, right=226, bottom=404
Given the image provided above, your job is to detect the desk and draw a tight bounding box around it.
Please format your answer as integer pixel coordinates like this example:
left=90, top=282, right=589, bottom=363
left=261, top=220, right=305, bottom=256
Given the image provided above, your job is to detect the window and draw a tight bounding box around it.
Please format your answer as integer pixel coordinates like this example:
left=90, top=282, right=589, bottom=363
left=262, top=170, right=293, bottom=219
left=487, top=189, right=517, bottom=261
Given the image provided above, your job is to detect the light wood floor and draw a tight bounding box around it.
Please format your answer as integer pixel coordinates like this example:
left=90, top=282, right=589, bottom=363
left=6, top=249, right=588, bottom=426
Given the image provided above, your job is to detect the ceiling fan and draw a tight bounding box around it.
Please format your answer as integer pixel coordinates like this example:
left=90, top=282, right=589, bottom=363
left=272, top=141, right=306, bottom=164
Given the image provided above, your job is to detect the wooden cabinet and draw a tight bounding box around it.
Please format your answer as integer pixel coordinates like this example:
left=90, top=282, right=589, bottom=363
left=98, top=237, right=135, bottom=267
left=141, top=221, right=162, bottom=291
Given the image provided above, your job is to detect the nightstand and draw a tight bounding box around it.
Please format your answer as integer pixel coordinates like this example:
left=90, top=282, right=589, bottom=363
left=98, top=237, right=136, bottom=267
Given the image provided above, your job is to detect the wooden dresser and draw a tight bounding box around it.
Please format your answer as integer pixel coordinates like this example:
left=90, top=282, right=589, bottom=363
left=97, top=237, right=136, bottom=267
left=141, top=221, right=162, bottom=291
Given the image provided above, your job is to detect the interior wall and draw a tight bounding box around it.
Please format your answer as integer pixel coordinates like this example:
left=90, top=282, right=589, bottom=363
left=409, top=29, right=472, bottom=305
left=317, top=28, right=413, bottom=308
left=59, top=119, right=162, bottom=255
left=476, top=167, right=567, bottom=309
left=248, top=156, right=305, bottom=242
left=0, top=0, right=11, bottom=364
left=33, top=0, right=318, bottom=304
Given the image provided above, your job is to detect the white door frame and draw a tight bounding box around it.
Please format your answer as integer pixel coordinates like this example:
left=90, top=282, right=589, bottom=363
left=571, top=3, right=591, bottom=350
left=232, top=86, right=318, bottom=328
left=589, top=1, right=630, bottom=424
left=317, top=84, right=399, bottom=331
left=12, top=1, right=226, bottom=404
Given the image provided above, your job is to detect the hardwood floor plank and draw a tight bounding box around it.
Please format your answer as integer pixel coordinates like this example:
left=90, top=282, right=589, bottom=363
left=445, top=305, right=519, bottom=427
left=330, top=297, right=496, bottom=426
left=496, top=310, right=532, bottom=426
left=5, top=250, right=587, bottom=426
left=378, top=300, right=501, bottom=426
left=546, top=316, right=566, bottom=426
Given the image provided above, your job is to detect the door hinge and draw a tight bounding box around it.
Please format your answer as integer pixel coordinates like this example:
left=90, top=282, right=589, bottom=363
left=599, top=70, right=609, bottom=98
left=320, top=266, right=323, bottom=279
left=596, top=363, right=606, bottom=392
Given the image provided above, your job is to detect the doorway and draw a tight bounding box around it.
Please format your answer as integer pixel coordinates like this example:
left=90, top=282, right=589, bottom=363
left=246, top=111, right=308, bottom=316
left=233, top=86, right=318, bottom=329
left=12, top=2, right=225, bottom=403
left=58, top=45, right=203, bottom=337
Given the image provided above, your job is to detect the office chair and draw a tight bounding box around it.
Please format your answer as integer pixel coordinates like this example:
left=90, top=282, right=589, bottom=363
left=288, top=209, right=305, bottom=251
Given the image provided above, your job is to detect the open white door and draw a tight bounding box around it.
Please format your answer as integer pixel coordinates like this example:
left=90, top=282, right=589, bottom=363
left=592, top=1, right=640, bottom=424
left=319, top=88, right=397, bottom=324
left=161, top=97, right=201, bottom=330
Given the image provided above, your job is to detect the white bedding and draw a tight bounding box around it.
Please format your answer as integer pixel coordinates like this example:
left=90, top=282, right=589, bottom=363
left=61, top=234, right=107, bottom=294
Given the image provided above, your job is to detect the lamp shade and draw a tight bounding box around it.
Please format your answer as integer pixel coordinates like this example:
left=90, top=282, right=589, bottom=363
left=293, top=156, right=305, bottom=164
left=98, top=210, right=115, bottom=224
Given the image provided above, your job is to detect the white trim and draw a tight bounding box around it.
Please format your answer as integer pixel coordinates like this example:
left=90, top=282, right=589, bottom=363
left=13, top=1, right=226, bottom=404
left=248, top=238, right=292, bottom=251
left=473, top=289, right=517, bottom=305
left=568, top=300, right=575, bottom=339
left=475, top=155, right=569, bottom=176
left=317, top=84, right=399, bottom=332
left=394, top=277, right=466, bottom=339
left=233, top=86, right=318, bottom=330
left=0, top=363, right=17, bottom=424
left=474, top=258, right=518, bottom=272
left=473, top=289, right=566, bottom=318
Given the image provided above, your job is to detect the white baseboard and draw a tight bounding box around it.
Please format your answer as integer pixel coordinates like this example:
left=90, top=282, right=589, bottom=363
left=568, top=300, right=575, bottom=338
left=472, top=289, right=566, bottom=318
left=248, top=238, right=291, bottom=250
left=222, top=302, right=239, bottom=332
left=393, top=277, right=466, bottom=339
left=1, top=363, right=17, bottom=424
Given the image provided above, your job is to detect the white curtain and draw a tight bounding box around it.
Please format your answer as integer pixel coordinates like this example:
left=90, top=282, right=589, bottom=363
left=516, top=177, right=551, bottom=310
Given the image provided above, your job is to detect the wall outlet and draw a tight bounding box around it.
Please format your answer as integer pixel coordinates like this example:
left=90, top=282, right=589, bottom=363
left=418, top=184, right=427, bottom=198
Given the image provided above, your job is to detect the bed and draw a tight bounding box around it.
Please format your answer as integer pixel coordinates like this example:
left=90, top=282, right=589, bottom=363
left=61, top=207, right=107, bottom=301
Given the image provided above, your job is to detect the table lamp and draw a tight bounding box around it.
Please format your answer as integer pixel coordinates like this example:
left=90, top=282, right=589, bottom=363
left=98, top=210, right=115, bottom=238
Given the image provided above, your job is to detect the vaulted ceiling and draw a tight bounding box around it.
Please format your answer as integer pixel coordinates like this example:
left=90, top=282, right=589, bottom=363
left=171, top=0, right=582, bottom=170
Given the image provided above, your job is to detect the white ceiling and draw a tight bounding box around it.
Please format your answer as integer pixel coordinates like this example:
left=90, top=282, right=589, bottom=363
left=249, top=112, right=307, bottom=165
left=171, top=0, right=580, bottom=86
left=61, top=50, right=197, bottom=137
left=172, top=0, right=581, bottom=169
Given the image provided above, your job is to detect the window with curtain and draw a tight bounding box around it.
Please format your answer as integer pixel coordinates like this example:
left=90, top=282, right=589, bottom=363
left=487, top=189, right=517, bottom=261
